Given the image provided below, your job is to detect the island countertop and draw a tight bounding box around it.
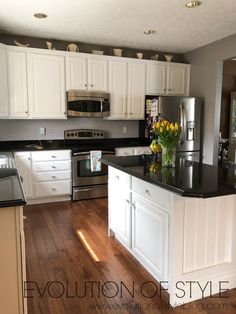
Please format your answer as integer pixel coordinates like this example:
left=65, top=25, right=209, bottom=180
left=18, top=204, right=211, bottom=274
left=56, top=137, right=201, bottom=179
left=101, top=155, right=236, bottom=198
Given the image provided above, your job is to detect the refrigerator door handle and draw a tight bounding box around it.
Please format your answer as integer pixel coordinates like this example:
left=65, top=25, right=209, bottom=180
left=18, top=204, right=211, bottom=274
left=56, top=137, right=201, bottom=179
left=179, top=103, right=185, bottom=145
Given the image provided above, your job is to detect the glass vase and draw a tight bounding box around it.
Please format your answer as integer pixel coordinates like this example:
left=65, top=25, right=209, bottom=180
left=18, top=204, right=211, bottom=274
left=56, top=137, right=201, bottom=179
left=162, top=146, right=176, bottom=167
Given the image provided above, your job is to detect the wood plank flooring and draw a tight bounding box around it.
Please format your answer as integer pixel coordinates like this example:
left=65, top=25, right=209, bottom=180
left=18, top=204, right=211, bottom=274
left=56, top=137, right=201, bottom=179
left=24, top=199, right=236, bottom=314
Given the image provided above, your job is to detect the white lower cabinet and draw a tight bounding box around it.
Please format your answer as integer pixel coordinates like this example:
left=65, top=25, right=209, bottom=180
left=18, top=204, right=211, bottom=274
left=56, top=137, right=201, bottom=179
left=131, top=193, right=168, bottom=281
left=14, top=150, right=71, bottom=203
left=108, top=167, right=131, bottom=248
left=115, top=146, right=151, bottom=156
left=108, top=166, right=169, bottom=282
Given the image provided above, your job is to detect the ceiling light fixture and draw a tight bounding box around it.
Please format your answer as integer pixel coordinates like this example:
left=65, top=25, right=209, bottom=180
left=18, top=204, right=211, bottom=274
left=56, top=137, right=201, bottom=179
left=185, top=1, right=202, bottom=8
left=34, top=13, right=47, bottom=19
left=144, top=30, right=156, bottom=35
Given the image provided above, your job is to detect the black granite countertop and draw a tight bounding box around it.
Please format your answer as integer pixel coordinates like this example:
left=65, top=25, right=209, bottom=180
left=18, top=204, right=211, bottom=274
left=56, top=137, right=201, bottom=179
left=0, top=138, right=150, bottom=152
left=0, top=152, right=26, bottom=208
left=101, top=155, right=236, bottom=198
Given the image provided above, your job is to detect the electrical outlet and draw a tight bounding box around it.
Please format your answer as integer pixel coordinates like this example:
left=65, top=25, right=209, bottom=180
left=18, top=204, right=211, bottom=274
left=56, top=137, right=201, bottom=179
left=39, top=127, right=46, bottom=135
left=123, top=126, right=127, bottom=134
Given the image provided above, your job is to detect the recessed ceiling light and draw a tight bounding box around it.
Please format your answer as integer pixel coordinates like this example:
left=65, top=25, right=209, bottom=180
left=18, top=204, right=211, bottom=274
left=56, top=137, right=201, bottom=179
left=34, top=13, right=47, bottom=19
left=144, top=30, right=156, bottom=35
left=185, top=1, right=202, bottom=8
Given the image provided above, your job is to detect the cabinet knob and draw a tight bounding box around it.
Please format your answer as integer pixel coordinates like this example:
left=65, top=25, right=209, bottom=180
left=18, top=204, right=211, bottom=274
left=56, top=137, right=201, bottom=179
left=25, top=111, right=28, bottom=114
left=131, top=201, right=136, bottom=210
left=129, top=113, right=132, bottom=115
left=52, top=166, right=56, bottom=169
left=90, top=84, right=94, bottom=87
left=145, top=189, right=151, bottom=197
left=115, top=175, right=119, bottom=180
left=52, top=175, right=56, bottom=178
left=27, top=157, right=31, bottom=160
left=51, top=155, right=57, bottom=158
left=168, top=89, right=171, bottom=92
left=52, top=188, right=56, bottom=191
left=163, top=88, right=166, bottom=92
left=85, top=84, right=88, bottom=87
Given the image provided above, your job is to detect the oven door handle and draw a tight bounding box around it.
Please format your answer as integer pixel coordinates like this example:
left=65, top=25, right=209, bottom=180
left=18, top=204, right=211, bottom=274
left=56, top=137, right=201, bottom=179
left=73, top=151, right=114, bottom=156
left=100, top=98, right=103, bottom=113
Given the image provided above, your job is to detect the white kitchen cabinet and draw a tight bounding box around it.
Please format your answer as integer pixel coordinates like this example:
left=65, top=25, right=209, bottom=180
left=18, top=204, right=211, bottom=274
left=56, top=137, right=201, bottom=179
left=131, top=193, right=168, bottom=281
left=127, top=62, right=146, bottom=119
left=108, top=59, right=127, bottom=119
left=146, top=62, right=166, bottom=95
left=108, top=167, right=131, bottom=248
left=14, top=150, right=71, bottom=203
left=146, top=62, right=190, bottom=96
left=27, top=52, right=66, bottom=118
left=115, top=146, right=151, bottom=156
left=8, top=49, right=28, bottom=118
left=0, top=44, right=9, bottom=118
left=66, top=54, right=108, bottom=91
left=14, top=152, right=34, bottom=199
left=108, top=59, right=145, bottom=120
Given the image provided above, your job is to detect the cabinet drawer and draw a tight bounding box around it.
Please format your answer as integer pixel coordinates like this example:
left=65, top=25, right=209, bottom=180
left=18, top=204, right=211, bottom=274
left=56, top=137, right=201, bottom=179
left=35, top=180, right=71, bottom=197
left=34, top=170, right=71, bottom=182
left=132, top=177, right=170, bottom=211
left=108, top=166, right=131, bottom=189
left=115, top=147, right=134, bottom=156
left=31, top=150, right=71, bottom=161
left=33, top=160, right=71, bottom=172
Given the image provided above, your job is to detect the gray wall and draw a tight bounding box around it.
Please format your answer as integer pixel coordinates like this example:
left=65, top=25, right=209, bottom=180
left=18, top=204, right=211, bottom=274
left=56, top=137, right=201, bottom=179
left=184, top=33, right=236, bottom=165
left=0, top=119, right=139, bottom=141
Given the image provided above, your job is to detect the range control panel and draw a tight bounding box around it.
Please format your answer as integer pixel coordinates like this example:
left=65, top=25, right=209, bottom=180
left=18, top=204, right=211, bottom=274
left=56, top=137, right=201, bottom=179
left=64, top=129, right=105, bottom=140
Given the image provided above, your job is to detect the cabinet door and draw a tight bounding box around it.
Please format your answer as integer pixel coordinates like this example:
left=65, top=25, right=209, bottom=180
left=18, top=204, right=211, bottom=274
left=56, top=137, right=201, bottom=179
left=146, top=63, right=166, bottom=95
left=0, top=46, right=9, bottom=118
left=87, top=57, right=108, bottom=91
left=14, top=152, right=34, bottom=199
left=28, top=53, right=66, bottom=119
left=108, top=60, right=127, bottom=119
left=132, top=193, right=168, bottom=281
left=66, top=55, right=87, bottom=90
left=167, top=64, right=186, bottom=95
left=108, top=167, right=131, bottom=248
left=127, top=62, right=146, bottom=119
left=8, top=50, right=28, bottom=118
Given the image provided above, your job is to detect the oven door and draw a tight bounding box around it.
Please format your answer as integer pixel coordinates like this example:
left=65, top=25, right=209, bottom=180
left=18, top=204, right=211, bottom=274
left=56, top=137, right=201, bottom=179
left=72, top=151, right=113, bottom=187
left=67, top=97, right=110, bottom=117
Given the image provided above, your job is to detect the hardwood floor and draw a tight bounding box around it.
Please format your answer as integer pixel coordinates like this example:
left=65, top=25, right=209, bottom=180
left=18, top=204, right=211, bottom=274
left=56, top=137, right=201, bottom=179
left=24, top=199, right=236, bottom=314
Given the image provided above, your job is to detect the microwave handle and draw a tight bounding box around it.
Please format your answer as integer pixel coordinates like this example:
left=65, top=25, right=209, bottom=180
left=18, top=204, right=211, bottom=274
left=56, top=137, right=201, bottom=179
left=100, top=99, right=103, bottom=113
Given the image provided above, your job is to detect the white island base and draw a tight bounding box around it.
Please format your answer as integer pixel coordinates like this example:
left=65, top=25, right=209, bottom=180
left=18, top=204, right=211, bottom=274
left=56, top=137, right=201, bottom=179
left=108, top=166, right=236, bottom=307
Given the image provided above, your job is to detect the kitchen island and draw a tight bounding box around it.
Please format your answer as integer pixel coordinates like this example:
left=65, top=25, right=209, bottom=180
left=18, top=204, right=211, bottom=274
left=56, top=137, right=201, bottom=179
left=101, top=155, right=236, bottom=307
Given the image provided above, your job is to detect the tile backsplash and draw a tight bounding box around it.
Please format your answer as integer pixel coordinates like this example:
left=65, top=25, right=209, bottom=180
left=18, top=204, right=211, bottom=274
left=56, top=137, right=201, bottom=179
left=0, top=119, right=139, bottom=141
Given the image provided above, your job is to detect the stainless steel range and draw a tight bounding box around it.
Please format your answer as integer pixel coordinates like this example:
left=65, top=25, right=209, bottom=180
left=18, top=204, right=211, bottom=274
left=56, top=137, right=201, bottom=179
left=64, top=129, right=115, bottom=200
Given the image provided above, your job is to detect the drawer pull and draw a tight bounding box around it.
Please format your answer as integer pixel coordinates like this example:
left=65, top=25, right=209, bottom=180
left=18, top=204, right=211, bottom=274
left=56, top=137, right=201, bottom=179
left=52, top=188, right=56, bottom=191
left=145, top=189, right=151, bottom=197
left=115, top=175, right=119, bottom=180
left=52, top=166, right=57, bottom=169
left=52, top=176, right=56, bottom=179
left=131, top=201, right=136, bottom=210
left=51, top=155, right=57, bottom=158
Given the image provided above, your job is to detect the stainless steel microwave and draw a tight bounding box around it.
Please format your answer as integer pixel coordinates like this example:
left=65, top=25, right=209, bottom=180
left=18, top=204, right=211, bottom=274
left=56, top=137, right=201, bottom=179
left=67, top=90, right=110, bottom=117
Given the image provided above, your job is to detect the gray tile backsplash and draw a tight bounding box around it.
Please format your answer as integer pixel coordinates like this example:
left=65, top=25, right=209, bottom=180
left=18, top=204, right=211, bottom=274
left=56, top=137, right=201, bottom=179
left=0, top=118, right=139, bottom=141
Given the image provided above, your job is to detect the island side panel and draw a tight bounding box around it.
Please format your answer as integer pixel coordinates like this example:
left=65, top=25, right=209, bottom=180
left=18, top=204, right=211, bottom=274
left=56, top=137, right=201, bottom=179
left=169, top=194, right=236, bottom=306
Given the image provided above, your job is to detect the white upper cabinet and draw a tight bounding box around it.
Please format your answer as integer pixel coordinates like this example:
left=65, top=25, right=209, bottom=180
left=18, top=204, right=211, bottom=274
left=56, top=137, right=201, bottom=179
left=108, top=59, right=127, bottom=119
left=66, top=54, right=108, bottom=91
left=66, top=55, right=87, bottom=90
left=146, top=62, right=190, bottom=96
left=27, top=52, right=66, bottom=119
left=146, top=63, right=166, bottom=95
left=0, top=45, right=9, bottom=118
left=127, top=61, right=146, bottom=119
left=108, top=59, right=145, bottom=120
left=8, top=49, right=28, bottom=118
left=167, top=63, right=189, bottom=95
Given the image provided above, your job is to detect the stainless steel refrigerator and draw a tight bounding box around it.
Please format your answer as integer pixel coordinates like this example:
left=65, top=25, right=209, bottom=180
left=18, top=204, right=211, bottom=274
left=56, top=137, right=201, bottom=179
left=159, top=96, right=202, bottom=162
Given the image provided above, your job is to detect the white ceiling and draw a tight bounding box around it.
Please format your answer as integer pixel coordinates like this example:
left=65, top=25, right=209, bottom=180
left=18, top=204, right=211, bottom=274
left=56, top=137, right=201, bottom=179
left=0, top=0, right=236, bottom=53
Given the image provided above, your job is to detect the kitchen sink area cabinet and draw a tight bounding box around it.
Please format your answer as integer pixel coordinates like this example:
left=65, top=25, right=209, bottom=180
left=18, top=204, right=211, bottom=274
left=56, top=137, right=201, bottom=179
left=27, top=52, right=66, bottom=119
left=0, top=44, right=9, bottom=118
left=66, top=53, right=108, bottom=92
left=146, top=61, right=190, bottom=96
left=7, top=49, right=28, bottom=118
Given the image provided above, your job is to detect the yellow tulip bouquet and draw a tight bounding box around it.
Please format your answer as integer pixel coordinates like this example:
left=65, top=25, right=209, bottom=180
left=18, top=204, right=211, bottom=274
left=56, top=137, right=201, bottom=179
left=150, top=120, right=181, bottom=167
